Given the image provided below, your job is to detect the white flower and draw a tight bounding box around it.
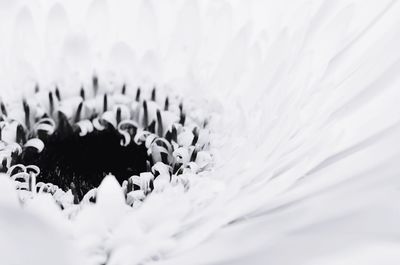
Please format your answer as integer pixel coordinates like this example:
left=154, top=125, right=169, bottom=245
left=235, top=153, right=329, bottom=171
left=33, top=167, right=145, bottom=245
left=1, top=1, right=400, bottom=265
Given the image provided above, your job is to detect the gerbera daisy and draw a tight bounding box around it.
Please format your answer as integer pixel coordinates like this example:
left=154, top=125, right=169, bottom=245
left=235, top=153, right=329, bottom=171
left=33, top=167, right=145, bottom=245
left=1, top=0, right=400, bottom=265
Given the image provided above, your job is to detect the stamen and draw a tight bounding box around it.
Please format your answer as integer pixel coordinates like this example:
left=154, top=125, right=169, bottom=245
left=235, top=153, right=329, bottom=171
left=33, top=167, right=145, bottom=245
left=179, top=102, right=183, bottom=113
left=16, top=124, right=26, bottom=145
left=23, top=99, right=30, bottom=130
left=156, top=109, right=163, bottom=137
left=80, top=86, right=85, bottom=100
left=192, top=127, right=199, bottom=145
left=164, top=97, right=169, bottom=111
left=136, top=87, right=141, bottom=101
left=165, top=125, right=177, bottom=143
left=55, top=86, right=61, bottom=101
left=93, top=75, right=99, bottom=95
left=0, top=101, right=7, bottom=116
left=116, top=107, right=122, bottom=125
left=48, top=92, right=54, bottom=115
left=1, top=158, right=7, bottom=173
left=103, top=94, right=108, bottom=112
left=75, top=101, right=84, bottom=123
left=147, top=120, right=156, bottom=134
left=179, top=112, right=186, bottom=126
left=190, top=148, right=198, bottom=162
left=143, top=100, right=148, bottom=128
left=151, top=87, right=156, bottom=101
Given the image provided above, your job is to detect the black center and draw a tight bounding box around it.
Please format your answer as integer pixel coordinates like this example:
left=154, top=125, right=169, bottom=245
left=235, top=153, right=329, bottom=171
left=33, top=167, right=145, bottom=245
left=19, top=127, right=147, bottom=199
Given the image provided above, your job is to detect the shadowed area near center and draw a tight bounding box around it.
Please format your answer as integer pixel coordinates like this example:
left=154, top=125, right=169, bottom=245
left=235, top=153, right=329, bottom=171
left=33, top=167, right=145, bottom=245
left=19, top=127, right=148, bottom=199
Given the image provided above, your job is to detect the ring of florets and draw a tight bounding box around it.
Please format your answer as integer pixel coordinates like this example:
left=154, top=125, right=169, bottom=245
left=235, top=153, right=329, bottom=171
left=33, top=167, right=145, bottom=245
left=0, top=76, right=212, bottom=208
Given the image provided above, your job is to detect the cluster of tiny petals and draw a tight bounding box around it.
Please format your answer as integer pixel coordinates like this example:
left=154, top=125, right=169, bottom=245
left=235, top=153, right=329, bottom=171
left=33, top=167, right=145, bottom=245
left=0, top=76, right=212, bottom=209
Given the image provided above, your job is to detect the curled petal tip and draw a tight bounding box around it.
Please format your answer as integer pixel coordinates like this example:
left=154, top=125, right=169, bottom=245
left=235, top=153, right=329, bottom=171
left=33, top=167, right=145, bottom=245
left=24, top=138, right=45, bottom=153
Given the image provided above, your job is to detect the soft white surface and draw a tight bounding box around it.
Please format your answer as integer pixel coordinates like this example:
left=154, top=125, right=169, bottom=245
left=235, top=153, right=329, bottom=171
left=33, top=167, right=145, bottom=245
left=1, top=0, right=400, bottom=264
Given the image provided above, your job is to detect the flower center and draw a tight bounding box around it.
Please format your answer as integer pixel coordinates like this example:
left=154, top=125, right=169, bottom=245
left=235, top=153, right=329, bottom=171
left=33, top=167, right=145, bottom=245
left=19, top=126, right=148, bottom=199
left=0, top=78, right=212, bottom=206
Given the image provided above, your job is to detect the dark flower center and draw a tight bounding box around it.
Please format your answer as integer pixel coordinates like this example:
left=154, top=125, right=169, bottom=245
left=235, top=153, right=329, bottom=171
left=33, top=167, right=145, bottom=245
left=19, top=126, right=147, bottom=199
left=0, top=79, right=211, bottom=206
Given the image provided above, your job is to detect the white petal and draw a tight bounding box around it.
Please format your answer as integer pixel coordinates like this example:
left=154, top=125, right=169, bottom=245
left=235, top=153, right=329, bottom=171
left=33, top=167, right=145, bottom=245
left=0, top=206, right=83, bottom=265
left=96, top=175, right=127, bottom=227
left=0, top=173, right=18, bottom=208
left=177, top=129, right=194, bottom=147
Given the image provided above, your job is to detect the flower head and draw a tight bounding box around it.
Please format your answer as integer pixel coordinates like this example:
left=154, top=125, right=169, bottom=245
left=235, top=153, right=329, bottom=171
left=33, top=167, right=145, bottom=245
left=1, top=1, right=400, bottom=265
